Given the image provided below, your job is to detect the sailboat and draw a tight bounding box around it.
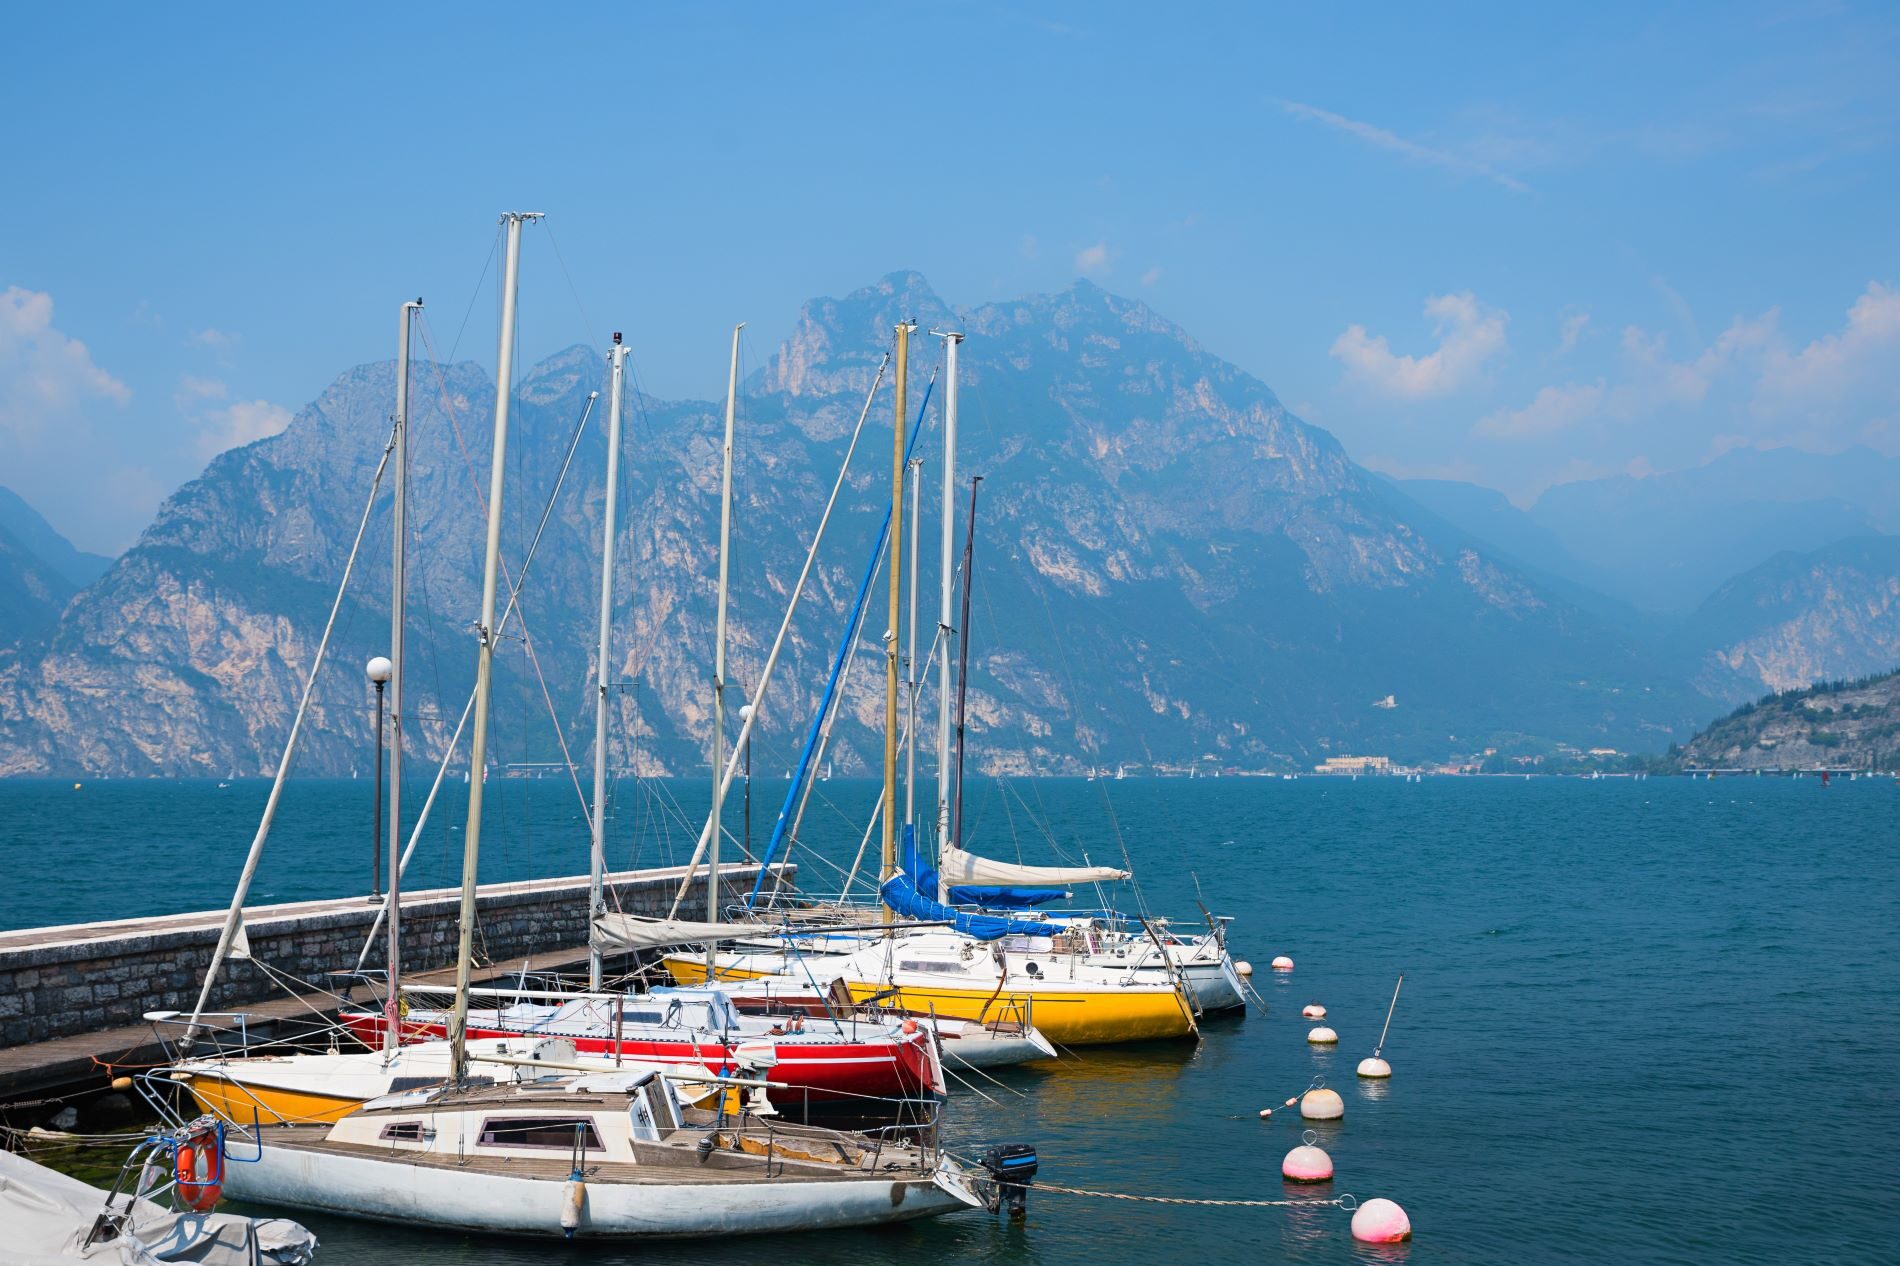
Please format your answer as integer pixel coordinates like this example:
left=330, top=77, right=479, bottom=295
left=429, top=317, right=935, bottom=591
left=158, top=219, right=1000, bottom=1238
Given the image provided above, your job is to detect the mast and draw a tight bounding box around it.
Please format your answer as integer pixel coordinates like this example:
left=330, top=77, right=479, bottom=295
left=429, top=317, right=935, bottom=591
left=385, top=296, right=421, bottom=1054
left=450, top=210, right=539, bottom=1082
left=950, top=476, right=982, bottom=858
left=883, top=322, right=915, bottom=923
left=933, top=332, right=962, bottom=855
left=706, top=323, right=742, bottom=979
left=903, top=454, right=922, bottom=830
left=589, top=333, right=630, bottom=991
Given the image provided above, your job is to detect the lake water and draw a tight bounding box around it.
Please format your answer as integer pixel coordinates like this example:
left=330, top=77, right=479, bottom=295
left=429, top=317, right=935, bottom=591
left=5, top=773, right=1896, bottom=1264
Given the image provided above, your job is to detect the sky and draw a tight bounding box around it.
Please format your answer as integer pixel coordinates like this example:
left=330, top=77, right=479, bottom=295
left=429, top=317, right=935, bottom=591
left=2, top=2, right=1897, bottom=553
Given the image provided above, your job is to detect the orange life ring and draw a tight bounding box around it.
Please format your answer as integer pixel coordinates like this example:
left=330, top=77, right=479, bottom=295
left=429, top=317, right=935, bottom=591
left=174, top=1129, right=223, bottom=1212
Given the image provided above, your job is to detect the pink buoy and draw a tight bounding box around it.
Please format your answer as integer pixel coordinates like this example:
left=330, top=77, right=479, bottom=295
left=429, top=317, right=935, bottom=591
left=1306, top=1025, right=1338, bottom=1044
left=1271, top=955, right=1294, bottom=971
left=1302, top=1004, right=1327, bottom=1019
left=1351, top=1197, right=1412, bottom=1243
left=1282, top=1131, right=1333, bottom=1182
left=1299, top=1087, right=1343, bottom=1120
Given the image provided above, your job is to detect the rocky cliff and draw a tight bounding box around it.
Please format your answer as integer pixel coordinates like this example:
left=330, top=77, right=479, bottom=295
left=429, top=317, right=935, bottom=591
left=1671, top=669, right=1900, bottom=771
left=0, top=272, right=1714, bottom=777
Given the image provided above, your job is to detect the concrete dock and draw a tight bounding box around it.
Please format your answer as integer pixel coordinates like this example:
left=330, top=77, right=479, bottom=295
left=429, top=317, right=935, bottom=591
left=0, top=861, right=784, bottom=1102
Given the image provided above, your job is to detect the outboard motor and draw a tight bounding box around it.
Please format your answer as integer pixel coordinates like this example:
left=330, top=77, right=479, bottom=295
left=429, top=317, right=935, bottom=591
left=980, top=1143, right=1038, bottom=1219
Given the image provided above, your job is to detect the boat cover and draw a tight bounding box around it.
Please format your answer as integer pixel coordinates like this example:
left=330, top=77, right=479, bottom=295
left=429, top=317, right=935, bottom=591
left=591, top=912, right=773, bottom=952
left=936, top=840, right=1129, bottom=898
left=0, top=1147, right=317, bottom=1265
left=945, top=885, right=1069, bottom=908
left=878, top=870, right=1066, bottom=941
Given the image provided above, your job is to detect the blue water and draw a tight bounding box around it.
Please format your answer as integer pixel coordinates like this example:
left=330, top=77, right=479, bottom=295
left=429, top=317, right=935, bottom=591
left=6, top=774, right=1897, bottom=1264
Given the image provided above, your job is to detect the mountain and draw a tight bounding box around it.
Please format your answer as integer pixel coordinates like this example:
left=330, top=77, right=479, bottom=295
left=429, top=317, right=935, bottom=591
left=1527, top=448, right=1900, bottom=614
left=0, top=523, right=76, bottom=650
left=0, top=272, right=1713, bottom=778
left=1670, top=669, right=1900, bottom=772
left=1673, top=536, right=1900, bottom=702
left=0, top=486, right=115, bottom=589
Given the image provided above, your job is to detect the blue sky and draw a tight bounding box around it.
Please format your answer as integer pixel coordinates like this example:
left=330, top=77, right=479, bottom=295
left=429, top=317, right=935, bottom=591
left=2, top=2, right=1896, bottom=552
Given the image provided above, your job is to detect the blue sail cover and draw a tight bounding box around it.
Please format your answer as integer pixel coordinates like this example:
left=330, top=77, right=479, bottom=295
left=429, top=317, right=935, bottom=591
left=877, top=870, right=1067, bottom=941
left=946, top=885, right=1068, bottom=909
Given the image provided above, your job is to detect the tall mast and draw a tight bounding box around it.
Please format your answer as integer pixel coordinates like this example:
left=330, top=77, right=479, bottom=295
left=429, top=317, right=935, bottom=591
left=706, top=323, right=742, bottom=978
left=950, top=476, right=982, bottom=859
left=450, top=210, right=539, bottom=1082
left=933, top=332, right=962, bottom=854
left=589, top=333, right=630, bottom=991
left=882, top=322, right=915, bottom=921
left=903, top=454, right=922, bottom=829
left=385, top=296, right=421, bottom=1055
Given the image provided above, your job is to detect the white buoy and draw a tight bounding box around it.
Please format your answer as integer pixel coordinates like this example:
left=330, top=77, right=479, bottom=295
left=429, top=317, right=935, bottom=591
left=1299, top=1087, right=1344, bottom=1120
left=1301, top=1003, right=1327, bottom=1019
left=1358, top=1056, right=1392, bottom=1078
left=1282, top=1137, right=1334, bottom=1183
left=1271, top=955, right=1295, bottom=971
left=1235, top=960, right=1254, bottom=977
left=1351, top=1197, right=1412, bottom=1243
left=1360, top=972, right=1404, bottom=1078
left=1307, top=1025, right=1338, bottom=1044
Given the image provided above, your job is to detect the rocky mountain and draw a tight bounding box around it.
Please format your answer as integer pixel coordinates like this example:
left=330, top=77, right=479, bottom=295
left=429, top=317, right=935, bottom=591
left=1670, top=669, right=1900, bottom=772
left=0, top=523, right=75, bottom=650
left=1673, top=536, right=1900, bottom=702
left=0, top=273, right=1716, bottom=778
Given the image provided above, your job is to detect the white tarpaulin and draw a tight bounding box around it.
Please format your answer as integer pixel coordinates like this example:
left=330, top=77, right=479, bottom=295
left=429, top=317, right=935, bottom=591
left=936, top=842, right=1129, bottom=892
left=0, top=1148, right=316, bottom=1265
left=590, top=912, right=774, bottom=952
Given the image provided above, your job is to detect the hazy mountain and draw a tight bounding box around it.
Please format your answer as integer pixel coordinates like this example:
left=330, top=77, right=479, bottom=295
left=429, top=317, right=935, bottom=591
left=0, top=273, right=1713, bottom=778
left=1670, top=668, right=1900, bottom=772
left=0, top=486, right=115, bottom=589
left=0, top=524, right=75, bottom=650
left=1674, top=536, right=1900, bottom=703
left=1528, top=448, right=1899, bottom=613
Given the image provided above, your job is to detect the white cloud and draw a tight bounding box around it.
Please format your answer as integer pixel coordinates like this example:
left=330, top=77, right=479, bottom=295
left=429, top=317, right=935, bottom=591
left=1552, top=312, right=1590, bottom=359
left=1280, top=101, right=1531, bottom=194
left=0, top=286, right=131, bottom=440
left=1074, top=241, right=1110, bottom=276
left=1758, top=281, right=1900, bottom=404
left=173, top=373, right=227, bottom=410
left=1140, top=266, right=1162, bottom=287
left=1473, top=382, right=1606, bottom=438
left=195, top=399, right=292, bottom=458
left=189, top=327, right=239, bottom=350
left=1331, top=292, right=1509, bottom=398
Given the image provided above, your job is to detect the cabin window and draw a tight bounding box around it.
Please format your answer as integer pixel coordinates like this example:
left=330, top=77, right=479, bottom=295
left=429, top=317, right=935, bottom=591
left=477, top=1117, right=603, bottom=1150
left=379, top=1121, right=432, bottom=1142
left=898, top=960, right=966, bottom=974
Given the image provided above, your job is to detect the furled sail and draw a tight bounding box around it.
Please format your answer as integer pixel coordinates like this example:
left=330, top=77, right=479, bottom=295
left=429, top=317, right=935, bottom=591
left=946, top=885, right=1069, bottom=909
left=591, top=912, right=769, bottom=952
left=936, top=842, right=1129, bottom=901
left=878, top=870, right=1065, bottom=942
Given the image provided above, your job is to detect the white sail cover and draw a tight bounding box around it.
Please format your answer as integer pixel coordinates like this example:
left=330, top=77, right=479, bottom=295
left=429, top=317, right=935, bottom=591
left=936, top=842, right=1129, bottom=891
left=591, top=912, right=770, bottom=952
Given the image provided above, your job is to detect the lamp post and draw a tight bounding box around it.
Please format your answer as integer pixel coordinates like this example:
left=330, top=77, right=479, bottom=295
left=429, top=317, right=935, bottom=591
left=367, top=655, right=393, bottom=902
left=739, top=703, right=754, bottom=860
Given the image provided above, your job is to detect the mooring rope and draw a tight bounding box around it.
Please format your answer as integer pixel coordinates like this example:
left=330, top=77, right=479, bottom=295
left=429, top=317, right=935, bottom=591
left=1022, top=1180, right=1357, bottom=1211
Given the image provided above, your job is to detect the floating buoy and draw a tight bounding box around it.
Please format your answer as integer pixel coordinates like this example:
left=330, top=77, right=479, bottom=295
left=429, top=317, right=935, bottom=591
left=110, top=1076, right=133, bottom=1092
left=1301, top=1004, right=1327, bottom=1019
left=1235, top=961, right=1254, bottom=977
left=1307, top=1026, right=1338, bottom=1044
left=1351, top=1197, right=1412, bottom=1243
left=1299, top=1088, right=1344, bottom=1120
left=1258, top=1107, right=1274, bottom=1119
left=1282, top=1133, right=1334, bottom=1183
left=73, top=783, right=82, bottom=791
left=1357, top=1056, right=1392, bottom=1078
left=1271, top=956, right=1294, bottom=971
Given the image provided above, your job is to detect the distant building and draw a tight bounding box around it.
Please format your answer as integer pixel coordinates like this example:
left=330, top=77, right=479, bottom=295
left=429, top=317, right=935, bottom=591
left=1315, top=755, right=1391, bottom=775
left=1587, top=747, right=1619, bottom=757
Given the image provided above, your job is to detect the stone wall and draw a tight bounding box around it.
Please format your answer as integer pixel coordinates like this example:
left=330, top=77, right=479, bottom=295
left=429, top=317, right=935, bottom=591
left=0, top=864, right=783, bottom=1047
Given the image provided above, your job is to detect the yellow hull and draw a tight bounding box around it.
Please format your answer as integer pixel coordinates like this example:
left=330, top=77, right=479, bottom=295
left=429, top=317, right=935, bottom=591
left=178, top=1071, right=366, bottom=1127
left=663, top=954, right=1195, bottom=1044
left=843, top=981, right=1192, bottom=1045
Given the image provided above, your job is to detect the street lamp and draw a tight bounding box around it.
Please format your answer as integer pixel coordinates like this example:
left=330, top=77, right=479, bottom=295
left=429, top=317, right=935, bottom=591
left=738, top=702, right=755, bottom=860
left=366, top=655, right=393, bottom=902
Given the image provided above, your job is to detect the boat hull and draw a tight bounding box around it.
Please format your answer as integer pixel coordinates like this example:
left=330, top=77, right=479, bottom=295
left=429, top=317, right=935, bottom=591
left=221, top=1140, right=968, bottom=1238
left=843, top=981, right=1194, bottom=1045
